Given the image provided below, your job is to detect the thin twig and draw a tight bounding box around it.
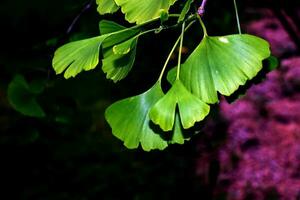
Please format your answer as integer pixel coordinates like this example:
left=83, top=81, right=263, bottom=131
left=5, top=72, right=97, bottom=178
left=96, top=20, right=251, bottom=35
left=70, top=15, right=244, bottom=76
left=67, top=0, right=94, bottom=34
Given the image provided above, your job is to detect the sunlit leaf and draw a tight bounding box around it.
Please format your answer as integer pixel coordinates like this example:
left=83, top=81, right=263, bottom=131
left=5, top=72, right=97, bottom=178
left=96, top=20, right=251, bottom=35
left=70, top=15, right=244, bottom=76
left=149, top=80, right=210, bottom=131
left=113, top=37, right=136, bottom=54
left=160, top=11, right=169, bottom=23
left=53, top=20, right=140, bottom=79
left=170, top=34, right=270, bottom=104
left=99, top=20, right=140, bottom=48
left=53, top=36, right=108, bottom=79
left=8, top=75, right=45, bottom=118
left=96, top=0, right=119, bottom=15
left=115, top=0, right=177, bottom=24
left=105, top=82, right=168, bottom=151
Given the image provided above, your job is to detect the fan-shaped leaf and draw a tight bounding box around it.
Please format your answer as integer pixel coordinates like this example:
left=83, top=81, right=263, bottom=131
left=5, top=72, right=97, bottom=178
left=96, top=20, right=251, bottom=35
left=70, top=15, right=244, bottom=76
left=105, top=82, right=168, bottom=151
left=115, top=0, right=177, bottom=24
left=176, top=34, right=270, bottom=104
left=96, top=0, right=119, bottom=15
left=149, top=80, right=210, bottom=131
left=8, top=75, right=45, bottom=118
left=53, top=20, right=140, bottom=79
left=53, top=36, right=107, bottom=79
left=113, top=37, right=136, bottom=54
left=99, top=20, right=140, bottom=48
left=99, top=20, right=140, bottom=82
left=102, top=38, right=137, bottom=82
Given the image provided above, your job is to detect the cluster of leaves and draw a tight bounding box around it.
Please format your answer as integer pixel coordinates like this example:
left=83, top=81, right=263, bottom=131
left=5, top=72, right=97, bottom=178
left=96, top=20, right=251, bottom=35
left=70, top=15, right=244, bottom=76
left=50, top=0, right=271, bottom=151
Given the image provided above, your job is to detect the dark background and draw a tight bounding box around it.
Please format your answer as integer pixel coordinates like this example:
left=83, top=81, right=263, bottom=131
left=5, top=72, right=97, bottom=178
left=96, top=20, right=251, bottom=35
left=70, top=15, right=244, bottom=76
left=0, top=0, right=299, bottom=199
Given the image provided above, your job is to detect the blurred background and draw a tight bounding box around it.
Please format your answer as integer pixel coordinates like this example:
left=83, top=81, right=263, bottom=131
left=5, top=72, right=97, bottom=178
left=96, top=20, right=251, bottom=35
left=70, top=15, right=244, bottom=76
left=0, top=0, right=299, bottom=199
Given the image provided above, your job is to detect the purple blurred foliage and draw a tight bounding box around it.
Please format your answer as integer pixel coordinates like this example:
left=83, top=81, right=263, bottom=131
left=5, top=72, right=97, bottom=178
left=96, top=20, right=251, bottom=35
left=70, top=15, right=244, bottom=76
left=196, top=7, right=300, bottom=200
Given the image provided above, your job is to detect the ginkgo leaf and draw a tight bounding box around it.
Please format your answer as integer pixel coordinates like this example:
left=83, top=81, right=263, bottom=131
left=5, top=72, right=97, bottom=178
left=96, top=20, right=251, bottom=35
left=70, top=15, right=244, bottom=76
left=114, top=0, right=177, bottom=24
left=113, top=37, right=136, bottom=54
left=99, top=20, right=140, bottom=48
left=53, top=20, right=140, bottom=79
left=8, top=75, right=45, bottom=118
left=53, top=36, right=108, bottom=79
left=105, top=82, right=168, bottom=151
left=149, top=80, right=210, bottom=131
left=96, top=0, right=119, bottom=15
left=172, top=34, right=270, bottom=104
left=102, top=38, right=137, bottom=82
left=171, top=113, right=185, bottom=144
left=99, top=20, right=140, bottom=82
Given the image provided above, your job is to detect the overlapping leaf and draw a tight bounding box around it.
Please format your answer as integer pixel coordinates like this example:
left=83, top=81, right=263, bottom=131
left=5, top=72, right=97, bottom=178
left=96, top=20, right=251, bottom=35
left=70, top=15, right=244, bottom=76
left=115, top=0, right=177, bottom=24
left=102, top=39, right=137, bottom=82
left=52, top=20, right=140, bottom=79
left=169, top=34, right=270, bottom=104
left=96, top=0, right=119, bottom=15
left=105, top=83, right=168, bottom=151
left=149, top=80, right=210, bottom=131
left=100, top=20, right=140, bottom=82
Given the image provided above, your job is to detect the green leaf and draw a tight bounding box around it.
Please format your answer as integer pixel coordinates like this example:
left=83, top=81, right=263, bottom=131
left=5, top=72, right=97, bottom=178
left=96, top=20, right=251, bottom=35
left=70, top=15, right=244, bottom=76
left=99, top=20, right=140, bottom=48
left=160, top=11, right=169, bottom=23
left=115, top=0, right=177, bottom=24
left=53, top=36, right=107, bottom=79
left=171, top=113, right=185, bottom=144
left=96, top=0, right=119, bottom=15
left=8, top=75, right=45, bottom=118
left=178, top=0, right=193, bottom=22
left=102, top=38, right=138, bottom=82
left=177, top=34, right=270, bottom=104
left=99, top=20, right=140, bottom=82
left=105, top=82, right=168, bottom=151
left=53, top=20, right=140, bottom=79
left=149, top=80, right=210, bottom=131
left=266, top=55, right=278, bottom=71
left=113, top=37, right=136, bottom=54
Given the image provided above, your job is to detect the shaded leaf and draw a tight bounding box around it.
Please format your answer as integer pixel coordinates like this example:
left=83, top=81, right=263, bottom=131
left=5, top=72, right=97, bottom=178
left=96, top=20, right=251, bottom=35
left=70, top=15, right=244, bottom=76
left=178, top=0, right=193, bottom=22
left=96, top=0, right=119, bottom=15
left=177, top=34, right=270, bottom=104
left=8, top=75, right=45, bottom=118
left=100, top=20, right=140, bottom=82
left=102, top=38, right=137, bottom=82
left=105, top=82, right=168, bottom=151
left=115, top=0, right=177, bottom=24
left=149, top=80, right=210, bottom=131
left=171, top=113, right=185, bottom=144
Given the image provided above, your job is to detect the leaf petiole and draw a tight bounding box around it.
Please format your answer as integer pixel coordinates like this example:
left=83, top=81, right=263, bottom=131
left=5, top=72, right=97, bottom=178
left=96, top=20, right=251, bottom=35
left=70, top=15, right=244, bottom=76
left=158, top=20, right=196, bottom=82
left=176, top=22, right=186, bottom=80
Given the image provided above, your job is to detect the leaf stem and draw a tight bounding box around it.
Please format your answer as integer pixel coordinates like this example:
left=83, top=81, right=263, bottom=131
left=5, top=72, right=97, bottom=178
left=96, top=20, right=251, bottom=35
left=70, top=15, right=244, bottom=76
left=197, top=14, right=208, bottom=36
left=176, top=22, right=186, bottom=80
left=158, top=20, right=196, bottom=82
left=233, top=0, right=241, bottom=34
